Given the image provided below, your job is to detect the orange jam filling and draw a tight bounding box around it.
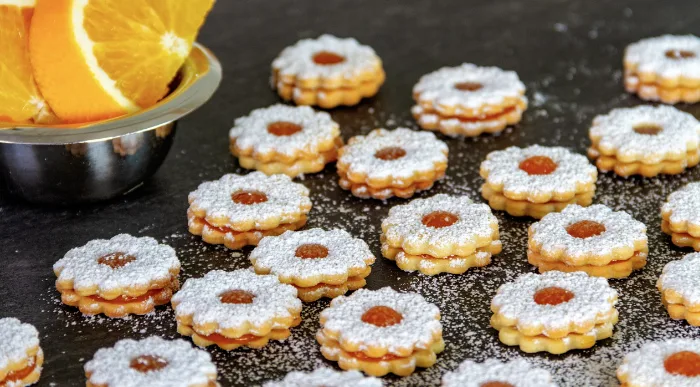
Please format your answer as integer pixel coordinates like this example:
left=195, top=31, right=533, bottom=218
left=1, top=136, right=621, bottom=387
left=374, top=147, right=407, bottom=161
left=665, top=49, right=696, bottom=59
left=454, top=81, right=483, bottom=91
left=362, top=306, right=403, bottom=327
left=231, top=190, right=268, bottom=205
left=87, top=287, right=165, bottom=304
left=267, top=121, right=302, bottom=136
left=130, top=355, right=168, bottom=373
left=97, top=252, right=136, bottom=268
left=534, top=287, right=575, bottom=306
left=664, top=351, right=700, bottom=377
left=312, top=51, right=345, bottom=65
left=295, top=244, right=329, bottom=259
left=519, top=156, right=558, bottom=175
left=566, top=220, right=606, bottom=239
left=199, top=332, right=262, bottom=345
left=348, top=350, right=405, bottom=362
left=633, top=124, right=663, bottom=135
left=293, top=275, right=364, bottom=291
left=219, top=289, right=255, bottom=304
left=481, top=382, right=515, bottom=387
left=422, top=105, right=518, bottom=123
left=422, top=211, right=459, bottom=228
left=2, top=358, right=37, bottom=384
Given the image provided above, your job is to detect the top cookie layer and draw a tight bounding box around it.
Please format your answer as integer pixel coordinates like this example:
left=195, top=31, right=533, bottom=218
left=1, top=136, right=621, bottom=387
left=625, top=35, right=700, bottom=81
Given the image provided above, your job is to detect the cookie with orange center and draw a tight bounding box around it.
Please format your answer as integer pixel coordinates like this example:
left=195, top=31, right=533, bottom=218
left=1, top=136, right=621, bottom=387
left=381, top=194, right=501, bottom=275
left=316, top=287, right=443, bottom=377
left=84, top=336, right=217, bottom=387
left=0, top=318, right=42, bottom=387
left=528, top=204, right=648, bottom=278
left=412, top=63, right=527, bottom=137
left=624, top=35, right=700, bottom=104
left=490, top=271, right=618, bottom=354
left=617, top=339, right=700, bottom=386
left=171, top=269, right=302, bottom=350
left=263, top=368, right=382, bottom=387
left=249, top=228, right=375, bottom=302
left=588, top=105, right=700, bottom=178
left=271, top=34, right=385, bottom=109
left=657, top=253, right=700, bottom=326
left=53, top=234, right=180, bottom=318
left=480, top=145, right=597, bottom=219
left=662, top=182, right=700, bottom=251
left=187, top=172, right=312, bottom=250
left=229, top=105, right=343, bottom=177
left=442, top=359, right=556, bottom=387
left=336, top=128, right=449, bottom=200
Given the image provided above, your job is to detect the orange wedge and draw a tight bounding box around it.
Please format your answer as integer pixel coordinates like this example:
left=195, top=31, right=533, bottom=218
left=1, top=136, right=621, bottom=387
left=30, top=0, right=215, bottom=123
left=0, top=0, right=54, bottom=123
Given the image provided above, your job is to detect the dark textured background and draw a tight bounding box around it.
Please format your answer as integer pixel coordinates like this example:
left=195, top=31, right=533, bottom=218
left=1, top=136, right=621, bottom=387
left=2, top=1, right=700, bottom=386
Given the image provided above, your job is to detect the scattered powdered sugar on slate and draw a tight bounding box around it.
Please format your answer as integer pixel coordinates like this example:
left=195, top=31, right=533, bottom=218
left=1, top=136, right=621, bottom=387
left=663, top=182, right=700, bottom=228
left=625, top=35, right=700, bottom=79
left=658, top=252, right=700, bottom=305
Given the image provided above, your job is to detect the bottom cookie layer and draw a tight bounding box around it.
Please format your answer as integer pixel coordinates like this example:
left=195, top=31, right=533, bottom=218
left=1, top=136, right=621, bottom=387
left=411, top=100, right=525, bottom=137
left=338, top=172, right=443, bottom=200
left=662, top=220, right=700, bottom=251
left=625, top=74, right=700, bottom=104
left=294, top=275, right=368, bottom=302
left=588, top=146, right=700, bottom=178
left=0, top=348, right=43, bottom=387
left=494, top=322, right=615, bottom=354
left=383, top=240, right=502, bottom=275
left=528, top=250, right=647, bottom=278
left=188, top=213, right=307, bottom=250
left=661, top=294, right=700, bottom=326
left=177, top=323, right=294, bottom=350
left=482, top=184, right=594, bottom=219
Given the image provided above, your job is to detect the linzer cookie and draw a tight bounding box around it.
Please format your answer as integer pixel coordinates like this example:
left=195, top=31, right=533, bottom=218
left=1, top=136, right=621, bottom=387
left=229, top=104, right=343, bottom=177
left=442, top=359, right=556, bottom=387
left=588, top=105, right=700, bottom=177
left=84, top=336, right=217, bottom=387
left=316, top=287, right=443, bottom=377
left=336, top=128, right=448, bottom=199
left=250, top=228, right=375, bottom=302
left=411, top=63, right=527, bottom=137
left=617, top=338, right=700, bottom=386
left=624, top=35, right=700, bottom=104
left=263, top=368, right=382, bottom=387
left=381, top=194, right=501, bottom=275
left=0, top=318, right=42, bottom=387
left=171, top=269, right=302, bottom=350
left=528, top=204, right=648, bottom=278
left=53, top=234, right=180, bottom=318
left=658, top=253, right=700, bottom=326
left=187, top=172, right=312, bottom=250
left=662, top=182, right=700, bottom=251
left=491, top=271, right=618, bottom=354
left=271, top=34, right=385, bottom=108
left=480, top=145, right=597, bottom=219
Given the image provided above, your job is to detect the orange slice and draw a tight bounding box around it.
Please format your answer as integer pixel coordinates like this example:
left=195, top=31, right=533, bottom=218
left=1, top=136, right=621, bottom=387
left=0, top=0, right=53, bottom=123
left=30, top=0, right=215, bottom=123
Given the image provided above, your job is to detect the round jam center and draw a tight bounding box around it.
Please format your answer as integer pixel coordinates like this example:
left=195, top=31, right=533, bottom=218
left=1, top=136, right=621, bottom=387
left=129, top=355, right=169, bottom=373
left=361, top=306, right=403, bottom=327
left=665, top=49, right=696, bottom=59
left=534, top=287, right=575, bottom=306
left=295, top=243, right=329, bottom=259
left=97, top=252, right=136, bottom=269
left=454, top=81, right=483, bottom=91
left=566, top=220, right=607, bottom=239
left=312, top=51, right=345, bottom=65
left=481, top=382, right=515, bottom=387
left=219, top=289, right=256, bottom=304
left=422, top=211, right=459, bottom=228
left=519, top=156, right=558, bottom=175
left=267, top=121, right=302, bottom=136
left=374, top=147, right=407, bottom=161
left=664, top=351, right=700, bottom=377
left=633, top=124, right=663, bottom=135
left=231, top=190, right=268, bottom=205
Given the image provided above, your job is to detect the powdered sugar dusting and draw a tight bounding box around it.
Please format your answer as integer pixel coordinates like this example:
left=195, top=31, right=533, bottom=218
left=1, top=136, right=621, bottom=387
left=263, top=368, right=382, bottom=387
left=442, top=359, right=556, bottom=387
left=617, top=338, right=700, bottom=387
left=625, top=35, right=700, bottom=80
left=0, top=318, right=39, bottom=371
left=663, top=182, right=700, bottom=228
left=658, top=253, right=700, bottom=305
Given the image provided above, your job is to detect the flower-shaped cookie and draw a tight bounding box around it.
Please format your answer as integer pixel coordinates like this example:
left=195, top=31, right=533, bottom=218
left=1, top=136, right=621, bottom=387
left=317, top=287, right=443, bottom=376
left=0, top=318, right=42, bottom=387
left=491, top=271, right=618, bottom=354
left=250, top=228, right=375, bottom=302
left=662, top=182, right=700, bottom=251
left=171, top=269, right=302, bottom=350
left=617, top=339, right=700, bottom=386
left=229, top=104, right=342, bottom=177
left=337, top=128, right=449, bottom=199
left=624, top=35, right=700, bottom=104
left=589, top=105, right=700, bottom=177
left=271, top=34, right=385, bottom=108
left=84, top=336, right=217, bottom=387
left=442, top=359, right=556, bottom=387
left=53, top=234, right=180, bottom=317
left=187, top=172, right=312, bottom=250
left=263, top=368, right=382, bottom=387
left=658, top=253, right=700, bottom=326
left=412, top=63, right=527, bottom=137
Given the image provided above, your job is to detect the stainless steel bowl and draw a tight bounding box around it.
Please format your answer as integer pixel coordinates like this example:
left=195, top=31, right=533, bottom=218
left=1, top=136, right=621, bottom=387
left=0, top=43, right=221, bottom=205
